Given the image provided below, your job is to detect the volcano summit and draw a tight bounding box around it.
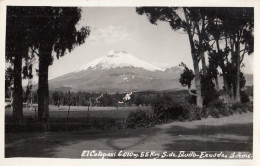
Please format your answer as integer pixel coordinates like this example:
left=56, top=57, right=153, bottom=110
left=49, top=51, right=183, bottom=93
left=75, top=50, right=163, bottom=72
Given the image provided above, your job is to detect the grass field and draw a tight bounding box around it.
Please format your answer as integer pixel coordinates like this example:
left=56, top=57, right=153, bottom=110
left=5, top=105, right=150, bottom=118
left=5, top=105, right=151, bottom=132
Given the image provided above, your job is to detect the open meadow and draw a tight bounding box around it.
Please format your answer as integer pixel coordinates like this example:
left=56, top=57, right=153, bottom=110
left=5, top=105, right=151, bottom=132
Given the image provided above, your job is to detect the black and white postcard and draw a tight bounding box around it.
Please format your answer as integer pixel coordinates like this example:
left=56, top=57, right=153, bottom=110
left=0, top=0, right=260, bottom=166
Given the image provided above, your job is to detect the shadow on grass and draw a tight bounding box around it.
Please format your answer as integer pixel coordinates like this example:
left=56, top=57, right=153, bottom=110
left=5, top=127, right=160, bottom=158
left=5, top=118, right=253, bottom=158
left=163, top=123, right=253, bottom=152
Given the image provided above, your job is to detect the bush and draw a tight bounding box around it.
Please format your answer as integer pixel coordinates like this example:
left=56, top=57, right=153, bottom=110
left=152, top=95, right=201, bottom=121
left=232, top=102, right=243, bottom=110
left=152, top=95, right=182, bottom=120
left=204, top=107, right=220, bottom=118
left=126, top=109, right=148, bottom=128
left=185, top=87, right=219, bottom=106
left=207, top=99, right=225, bottom=108
left=180, top=104, right=201, bottom=121
left=232, top=102, right=253, bottom=113
left=246, top=103, right=253, bottom=112
left=185, top=90, right=196, bottom=105
left=240, top=91, right=250, bottom=103
left=204, top=99, right=231, bottom=118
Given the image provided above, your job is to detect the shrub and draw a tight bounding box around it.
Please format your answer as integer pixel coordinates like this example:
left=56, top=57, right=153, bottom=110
left=232, top=102, right=253, bottom=113
left=246, top=103, right=253, bottom=112
left=204, top=99, right=231, bottom=118
left=184, top=75, right=220, bottom=106
left=126, top=96, right=202, bottom=129
left=207, top=99, right=225, bottom=108
left=185, top=87, right=219, bottom=106
left=152, top=96, right=182, bottom=120
left=185, top=90, right=196, bottom=105
left=126, top=109, right=148, bottom=128
left=180, top=104, right=201, bottom=121
left=152, top=95, right=201, bottom=121
left=232, top=102, right=245, bottom=110
left=204, top=107, right=220, bottom=118
left=240, top=91, right=250, bottom=103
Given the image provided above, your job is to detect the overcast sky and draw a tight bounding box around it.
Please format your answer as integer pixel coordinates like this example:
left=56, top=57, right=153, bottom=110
left=47, top=7, right=253, bottom=80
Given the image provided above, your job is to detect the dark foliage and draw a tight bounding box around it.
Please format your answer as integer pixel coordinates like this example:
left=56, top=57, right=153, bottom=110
left=152, top=95, right=201, bottom=121
left=126, top=94, right=202, bottom=129
left=244, top=86, right=253, bottom=97
left=152, top=95, right=182, bottom=120
left=126, top=109, right=149, bottom=128
left=179, top=62, right=194, bottom=89
left=201, top=75, right=219, bottom=105
left=185, top=90, right=197, bottom=105
left=232, top=102, right=252, bottom=113
left=204, top=99, right=231, bottom=118
left=240, top=91, right=250, bottom=103
left=185, top=77, right=219, bottom=106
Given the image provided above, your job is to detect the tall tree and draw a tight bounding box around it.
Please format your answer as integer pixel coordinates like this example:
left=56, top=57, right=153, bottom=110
left=6, top=7, right=33, bottom=124
left=206, top=8, right=254, bottom=103
left=136, top=7, right=209, bottom=108
left=28, top=7, right=90, bottom=125
left=222, top=8, right=253, bottom=102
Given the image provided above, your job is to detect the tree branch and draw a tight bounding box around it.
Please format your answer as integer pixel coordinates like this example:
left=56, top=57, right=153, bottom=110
left=30, top=48, right=39, bottom=56
left=197, top=54, right=202, bottom=61
left=210, top=41, right=216, bottom=48
left=188, top=87, right=199, bottom=97
left=191, top=23, right=196, bottom=37
left=240, top=48, right=247, bottom=63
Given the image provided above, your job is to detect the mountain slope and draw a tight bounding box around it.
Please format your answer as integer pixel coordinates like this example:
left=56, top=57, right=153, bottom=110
left=49, top=67, right=183, bottom=93
left=49, top=50, right=253, bottom=93
left=49, top=51, right=183, bottom=92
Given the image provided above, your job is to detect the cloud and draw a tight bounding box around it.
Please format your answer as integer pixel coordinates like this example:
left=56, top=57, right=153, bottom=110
left=88, top=25, right=133, bottom=44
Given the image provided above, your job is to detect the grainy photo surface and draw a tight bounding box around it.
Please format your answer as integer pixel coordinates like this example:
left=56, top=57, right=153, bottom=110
left=4, top=6, right=254, bottom=159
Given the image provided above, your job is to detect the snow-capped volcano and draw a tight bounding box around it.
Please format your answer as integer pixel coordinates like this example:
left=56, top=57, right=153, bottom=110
left=76, top=50, right=163, bottom=72
left=49, top=51, right=185, bottom=93
left=49, top=50, right=253, bottom=93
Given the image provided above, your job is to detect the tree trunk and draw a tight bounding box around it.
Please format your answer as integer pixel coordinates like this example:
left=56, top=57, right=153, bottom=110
left=201, top=53, right=207, bottom=76
left=38, top=58, right=49, bottom=122
left=194, top=62, right=203, bottom=108
left=183, top=8, right=203, bottom=108
left=223, top=75, right=234, bottom=105
left=216, top=39, right=233, bottom=104
left=215, top=40, right=220, bottom=92
left=234, top=42, right=241, bottom=102
left=12, top=54, right=23, bottom=124
left=215, top=77, right=219, bottom=92
left=195, top=16, right=207, bottom=76
left=38, top=45, right=52, bottom=129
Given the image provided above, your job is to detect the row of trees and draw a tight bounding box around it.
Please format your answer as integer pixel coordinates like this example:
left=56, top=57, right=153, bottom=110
left=6, top=7, right=90, bottom=126
left=46, top=91, right=155, bottom=107
left=136, top=7, right=253, bottom=108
